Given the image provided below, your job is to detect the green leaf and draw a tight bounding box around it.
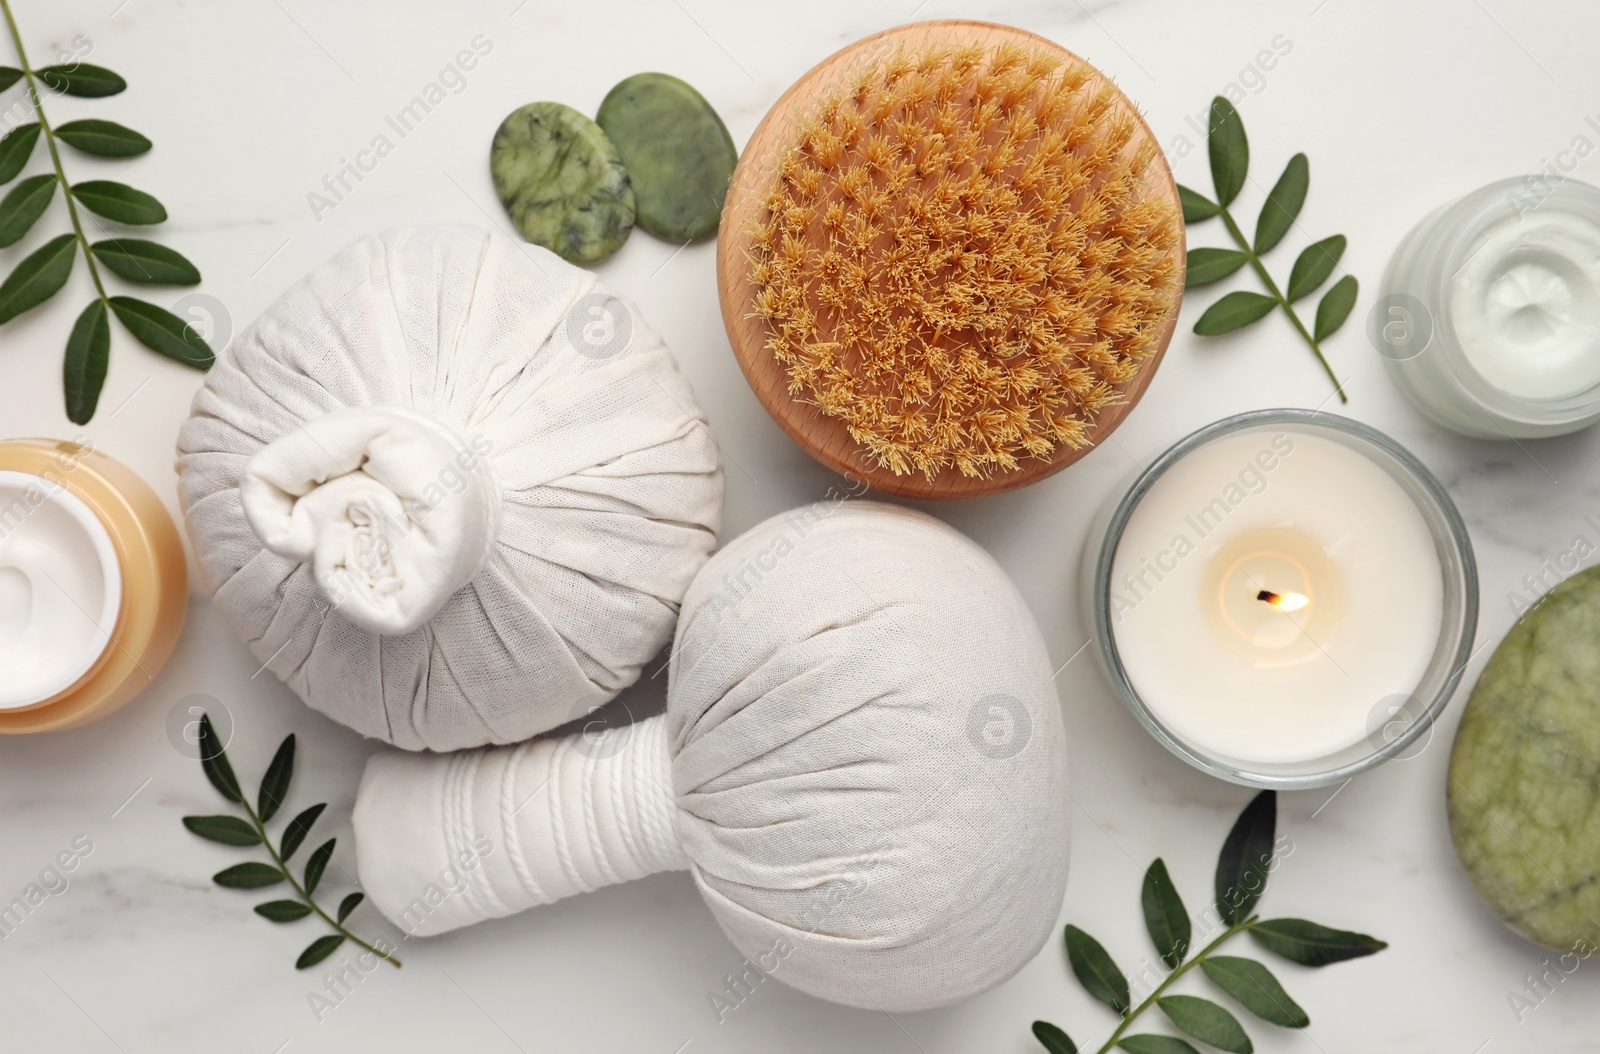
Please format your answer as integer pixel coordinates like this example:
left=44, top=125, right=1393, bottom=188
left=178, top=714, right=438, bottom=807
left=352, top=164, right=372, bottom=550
left=1248, top=918, right=1388, bottom=966
left=1158, top=995, right=1253, bottom=1054
left=54, top=119, right=151, bottom=158
left=1193, top=291, right=1276, bottom=336
left=91, top=239, right=201, bottom=285
left=1186, top=247, right=1249, bottom=288
left=72, top=180, right=167, bottom=225
left=108, top=295, right=215, bottom=369
left=1032, top=1021, right=1078, bottom=1054
left=0, top=123, right=40, bottom=184
left=1253, top=153, right=1308, bottom=254
left=64, top=299, right=110, bottom=425
left=255, top=899, right=313, bottom=923
left=181, top=814, right=261, bottom=847
left=305, top=838, right=336, bottom=897
left=0, top=173, right=57, bottom=247
left=197, top=712, right=243, bottom=803
left=336, top=891, right=364, bottom=924
left=213, top=862, right=286, bottom=889
left=257, top=734, right=295, bottom=822
left=0, top=67, right=21, bottom=93
left=37, top=64, right=126, bottom=97
left=1200, top=956, right=1309, bottom=1028
left=1286, top=235, right=1346, bottom=301
left=1177, top=184, right=1219, bottom=223
left=1119, top=1037, right=1201, bottom=1054
left=1065, top=924, right=1130, bottom=1015
left=280, top=803, right=327, bottom=861
left=1216, top=791, right=1275, bottom=925
left=1207, top=97, right=1248, bottom=207
left=1141, top=858, right=1191, bottom=969
left=0, top=233, right=74, bottom=326
left=297, top=934, right=346, bottom=970
left=1314, top=275, right=1359, bottom=341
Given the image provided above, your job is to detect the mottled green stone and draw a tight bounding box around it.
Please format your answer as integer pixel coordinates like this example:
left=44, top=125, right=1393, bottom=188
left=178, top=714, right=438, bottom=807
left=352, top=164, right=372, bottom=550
left=1448, top=565, right=1600, bottom=952
left=595, top=72, right=736, bottom=242
left=490, top=102, right=634, bottom=264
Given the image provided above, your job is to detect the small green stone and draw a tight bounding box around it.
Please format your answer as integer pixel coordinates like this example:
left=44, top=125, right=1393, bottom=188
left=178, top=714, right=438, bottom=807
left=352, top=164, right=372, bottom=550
left=595, top=72, right=736, bottom=242
left=490, top=102, right=634, bottom=264
left=1448, top=565, right=1600, bottom=953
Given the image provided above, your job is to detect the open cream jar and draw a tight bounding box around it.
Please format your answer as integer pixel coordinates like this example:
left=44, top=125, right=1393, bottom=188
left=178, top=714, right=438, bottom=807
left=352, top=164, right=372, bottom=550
left=0, top=438, right=187, bottom=733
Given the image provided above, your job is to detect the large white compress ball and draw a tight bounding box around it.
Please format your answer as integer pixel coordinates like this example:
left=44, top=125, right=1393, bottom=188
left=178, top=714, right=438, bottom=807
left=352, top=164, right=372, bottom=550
left=176, top=225, right=723, bottom=751
left=353, top=501, right=1070, bottom=1010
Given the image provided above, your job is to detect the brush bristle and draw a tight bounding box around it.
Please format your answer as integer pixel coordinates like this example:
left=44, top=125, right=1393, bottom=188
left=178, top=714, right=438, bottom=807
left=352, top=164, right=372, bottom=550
left=749, top=41, right=1181, bottom=480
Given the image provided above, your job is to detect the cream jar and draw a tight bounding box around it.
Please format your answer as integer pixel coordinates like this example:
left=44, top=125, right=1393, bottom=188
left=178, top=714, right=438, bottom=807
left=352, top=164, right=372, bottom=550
left=1377, top=176, right=1600, bottom=438
left=0, top=438, right=187, bottom=733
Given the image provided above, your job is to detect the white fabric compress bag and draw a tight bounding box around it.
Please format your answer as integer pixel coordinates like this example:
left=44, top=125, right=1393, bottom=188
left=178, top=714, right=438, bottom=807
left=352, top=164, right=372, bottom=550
left=176, top=226, right=723, bottom=750
left=354, top=502, right=1070, bottom=1010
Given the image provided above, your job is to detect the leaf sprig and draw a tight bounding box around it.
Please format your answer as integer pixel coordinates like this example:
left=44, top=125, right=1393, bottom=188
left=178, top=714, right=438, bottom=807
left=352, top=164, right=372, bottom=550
left=0, top=0, right=213, bottom=424
left=1032, top=792, right=1384, bottom=1053
left=183, top=714, right=400, bottom=971
left=1181, top=97, right=1356, bottom=404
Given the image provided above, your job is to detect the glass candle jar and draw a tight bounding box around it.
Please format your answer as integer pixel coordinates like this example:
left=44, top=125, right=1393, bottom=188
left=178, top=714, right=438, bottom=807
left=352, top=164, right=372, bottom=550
left=0, top=438, right=187, bottom=734
left=1377, top=176, right=1600, bottom=438
left=1081, top=410, right=1478, bottom=788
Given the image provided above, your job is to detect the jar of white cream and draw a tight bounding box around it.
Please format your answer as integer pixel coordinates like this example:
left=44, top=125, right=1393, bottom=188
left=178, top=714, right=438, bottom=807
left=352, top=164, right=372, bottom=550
left=1377, top=176, right=1600, bottom=438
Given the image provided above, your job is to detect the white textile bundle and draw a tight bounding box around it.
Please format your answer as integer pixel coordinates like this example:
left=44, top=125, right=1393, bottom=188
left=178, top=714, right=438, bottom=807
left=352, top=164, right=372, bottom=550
left=353, top=501, right=1070, bottom=1010
left=176, top=225, right=724, bottom=751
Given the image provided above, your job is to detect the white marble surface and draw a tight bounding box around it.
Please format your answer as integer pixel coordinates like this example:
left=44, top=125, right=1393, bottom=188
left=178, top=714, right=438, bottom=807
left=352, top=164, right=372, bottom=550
left=1, top=0, right=1598, bottom=1050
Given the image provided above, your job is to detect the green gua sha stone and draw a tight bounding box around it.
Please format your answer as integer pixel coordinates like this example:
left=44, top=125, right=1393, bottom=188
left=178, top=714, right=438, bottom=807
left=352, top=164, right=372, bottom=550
left=1448, top=565, right=1600, bottom=953
left=595, top=73, right=737, bottom=242
left=490, top=102, right=635, bottom=264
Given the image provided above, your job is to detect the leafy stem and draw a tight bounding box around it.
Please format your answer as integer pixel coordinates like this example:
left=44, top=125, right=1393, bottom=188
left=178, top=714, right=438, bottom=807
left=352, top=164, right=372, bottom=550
left=1094, top=918, right=1256, bottom=1054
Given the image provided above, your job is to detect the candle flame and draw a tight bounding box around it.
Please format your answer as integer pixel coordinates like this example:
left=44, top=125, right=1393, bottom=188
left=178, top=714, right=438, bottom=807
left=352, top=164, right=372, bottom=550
left=1256, top=589, right=1309, bottom=612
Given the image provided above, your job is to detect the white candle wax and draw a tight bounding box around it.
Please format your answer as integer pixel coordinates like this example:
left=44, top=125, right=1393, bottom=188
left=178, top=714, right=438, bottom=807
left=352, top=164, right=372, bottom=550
left=1109, top=428, right=1443, bottom=765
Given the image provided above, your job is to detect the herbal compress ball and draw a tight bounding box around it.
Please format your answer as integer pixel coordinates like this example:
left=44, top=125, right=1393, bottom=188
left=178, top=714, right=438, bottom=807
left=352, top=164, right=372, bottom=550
left=176, top=226, right=723, bottom=751
left=353, top=501, right=1070, bottom=1010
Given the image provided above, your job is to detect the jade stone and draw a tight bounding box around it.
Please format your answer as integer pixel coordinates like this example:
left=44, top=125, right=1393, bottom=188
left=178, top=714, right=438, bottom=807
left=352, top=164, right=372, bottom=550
left=490, top=102, right=634, bottom=264
left=595, top=72, right=737, bottom=242
left=1449, top=565, right=1600, bottom=953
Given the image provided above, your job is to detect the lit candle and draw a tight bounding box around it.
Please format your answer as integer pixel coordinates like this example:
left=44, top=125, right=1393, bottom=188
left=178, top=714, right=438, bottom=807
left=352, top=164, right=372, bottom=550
left=1087, top=410, right=1477, bottom=783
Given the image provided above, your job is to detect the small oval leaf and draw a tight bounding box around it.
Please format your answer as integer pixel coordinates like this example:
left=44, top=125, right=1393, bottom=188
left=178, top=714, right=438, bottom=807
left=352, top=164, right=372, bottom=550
left=1286, top=235, right=1346, bottom=302
left=1216, top=791, right=1276, bottom=925
left=1207, top=97, right=1248, bottom=207
left=1158, top=995, right=1253, bottom=1054
left=1253, top=153, right=1308, bottom=254
left=92, top=239, right=201, bottom=285
left=1314, top=275, right=1359, bottom=341
left=73, top=180, right=167, bottom=225
left=255, top=899, right=313, bottom=923
left=280, top=802, right=327, bottom=862
left=1200, top=956, right=1309, bottom=1028
left=54, top=118, right=151, bottom=158
left=1186, top=247, right=1250, bottom=288
left=337, top=891, right=364, bottom=924
left=1142, top=858, right=1192, bottom=969
left=37, top=63, right=126, bottom=97
left=108, top=295, right=215, bottom=369
left=257, top=734, right=295, bottom=822
left=1032, top=1021, right=1078, bottom=1054
left=296, top=934, right=346, bottom=970
left=0, top=123, right=41, bottom=184
left=1177, top=184, right=1220, bottom=223
left=0, top=67, right=21, bottom=93
left=64, top=299, right=110, bottom=425
left=181, top=814, right=261, bottom=847
left=213, top=862, right=286, bottom=889
left=1119, top=1036, right=1201, bottom=1054
left=197, top=712, right=243, bottom=803
left=1065, top=924, right=1130, bottom=1015
left=0, top=233, right=75, bottom=326
left=0, top=173, right=57, bottom=248
left=1193, top=291, right=1276, bottom=336
left=1248, top=918, right=1388, bottom=966
left=304, top=838, right=336, bottom=897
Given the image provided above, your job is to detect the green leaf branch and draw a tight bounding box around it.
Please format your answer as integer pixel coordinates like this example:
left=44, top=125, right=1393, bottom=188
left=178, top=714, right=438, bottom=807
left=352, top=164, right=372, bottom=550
left=1180, top=97, right=1356, bottom=404
left=183, top=714, right=400, bottom=971
left=1032, top=791, right=1385, bottom=1054
left=0, top=0, right=212, bottom=424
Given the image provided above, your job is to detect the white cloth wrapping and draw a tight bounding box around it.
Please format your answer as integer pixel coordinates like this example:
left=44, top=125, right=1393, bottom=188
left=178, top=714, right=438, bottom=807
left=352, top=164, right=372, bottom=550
left=176, top=225, right=724, bottom=751
left=353, top=501, right=1071, bottom=1010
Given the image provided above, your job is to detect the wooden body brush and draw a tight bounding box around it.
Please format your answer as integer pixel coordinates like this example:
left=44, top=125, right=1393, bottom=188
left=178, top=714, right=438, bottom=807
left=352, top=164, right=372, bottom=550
left=718, top=21, right=1185, bottom=499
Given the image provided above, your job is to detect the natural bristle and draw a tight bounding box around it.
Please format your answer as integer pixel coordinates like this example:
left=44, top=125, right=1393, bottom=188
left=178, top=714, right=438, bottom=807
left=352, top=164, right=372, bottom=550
left=748, top=41, right=1180, bottom=480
